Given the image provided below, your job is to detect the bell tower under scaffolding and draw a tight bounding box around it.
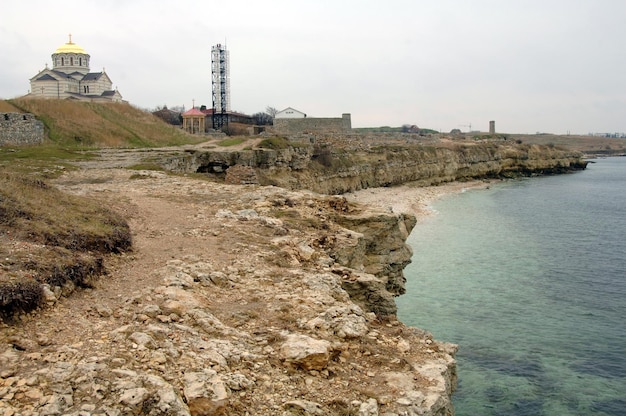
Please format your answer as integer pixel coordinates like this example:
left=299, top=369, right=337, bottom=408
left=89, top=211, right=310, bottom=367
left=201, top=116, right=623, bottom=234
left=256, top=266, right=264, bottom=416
left=211, top=44, right=230, bottom=129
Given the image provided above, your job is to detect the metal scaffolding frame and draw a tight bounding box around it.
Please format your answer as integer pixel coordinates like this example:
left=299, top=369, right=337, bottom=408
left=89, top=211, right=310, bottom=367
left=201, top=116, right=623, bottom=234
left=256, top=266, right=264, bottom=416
left=211, top=44, right=230, bottom=129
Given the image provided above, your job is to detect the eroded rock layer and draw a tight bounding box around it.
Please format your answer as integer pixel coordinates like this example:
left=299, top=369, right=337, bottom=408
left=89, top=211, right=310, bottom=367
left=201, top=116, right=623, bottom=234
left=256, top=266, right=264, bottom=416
left=164, top=137, right=587, bottom=195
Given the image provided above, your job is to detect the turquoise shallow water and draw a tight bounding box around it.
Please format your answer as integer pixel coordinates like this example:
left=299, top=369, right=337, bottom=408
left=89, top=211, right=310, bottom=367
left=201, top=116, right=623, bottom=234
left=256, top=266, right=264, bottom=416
left=396, top=157, right=626, bottom=416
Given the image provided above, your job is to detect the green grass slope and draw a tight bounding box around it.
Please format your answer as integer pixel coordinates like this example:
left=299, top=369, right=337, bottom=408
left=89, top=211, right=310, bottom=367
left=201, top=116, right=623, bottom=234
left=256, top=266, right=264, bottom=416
left=6, top=98, right=204, bottom=148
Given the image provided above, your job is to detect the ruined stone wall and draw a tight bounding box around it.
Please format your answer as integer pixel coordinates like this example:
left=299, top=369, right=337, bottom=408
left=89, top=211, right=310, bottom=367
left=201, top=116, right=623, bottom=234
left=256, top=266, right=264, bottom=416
left=273, top=113, right=351, bottom=134
left=0, top=113, right=45, bottom=145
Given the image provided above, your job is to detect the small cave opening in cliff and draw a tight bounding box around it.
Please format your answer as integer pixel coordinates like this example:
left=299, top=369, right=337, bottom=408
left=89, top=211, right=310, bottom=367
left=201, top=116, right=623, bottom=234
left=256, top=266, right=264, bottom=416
left=196, top=162, right=230, bottom=174
left=195, top=162, right=230, bottom=181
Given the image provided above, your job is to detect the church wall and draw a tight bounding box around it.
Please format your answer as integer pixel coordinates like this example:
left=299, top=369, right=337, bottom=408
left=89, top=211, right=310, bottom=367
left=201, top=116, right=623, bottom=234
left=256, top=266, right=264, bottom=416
left=0, top=113, right=45, bottom=146
left=81, top=76, right=112, bottom=96
left=30, top=79, right=62, bottom=99
left=66, top=78, right=80, bottom=94
left=30, top=77, right=81, bottom=99
left=97, top=77, right=112, bottom=94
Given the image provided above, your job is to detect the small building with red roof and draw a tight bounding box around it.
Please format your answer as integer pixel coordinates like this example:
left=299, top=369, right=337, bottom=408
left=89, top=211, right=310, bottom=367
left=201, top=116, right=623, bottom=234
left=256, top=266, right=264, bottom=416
left=181, top=107, right=206, bottom=134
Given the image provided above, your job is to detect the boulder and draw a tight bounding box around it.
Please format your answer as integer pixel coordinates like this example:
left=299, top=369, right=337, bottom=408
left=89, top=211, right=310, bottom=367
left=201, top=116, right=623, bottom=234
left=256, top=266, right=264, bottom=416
left=279, top=334, right=331, bottom=371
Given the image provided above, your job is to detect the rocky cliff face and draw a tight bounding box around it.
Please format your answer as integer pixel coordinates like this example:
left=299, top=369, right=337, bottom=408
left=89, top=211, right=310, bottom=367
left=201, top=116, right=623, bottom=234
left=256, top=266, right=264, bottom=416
left=162, top=138, right=587, bottom=195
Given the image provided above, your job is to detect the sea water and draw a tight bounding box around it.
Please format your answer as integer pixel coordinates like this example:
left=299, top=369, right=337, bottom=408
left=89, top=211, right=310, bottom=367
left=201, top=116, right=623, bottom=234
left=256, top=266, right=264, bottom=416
left=396, top=157, right=626, bottom=416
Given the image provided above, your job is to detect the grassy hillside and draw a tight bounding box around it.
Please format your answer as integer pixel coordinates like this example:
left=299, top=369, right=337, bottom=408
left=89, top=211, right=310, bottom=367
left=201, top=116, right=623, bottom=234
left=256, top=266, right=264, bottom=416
left=6, top=98, right=204, bottom=148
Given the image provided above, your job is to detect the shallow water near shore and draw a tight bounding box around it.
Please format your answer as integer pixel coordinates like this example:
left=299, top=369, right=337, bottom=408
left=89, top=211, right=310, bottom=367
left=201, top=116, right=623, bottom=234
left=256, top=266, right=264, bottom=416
left=397, top=157, right=626, bottom=415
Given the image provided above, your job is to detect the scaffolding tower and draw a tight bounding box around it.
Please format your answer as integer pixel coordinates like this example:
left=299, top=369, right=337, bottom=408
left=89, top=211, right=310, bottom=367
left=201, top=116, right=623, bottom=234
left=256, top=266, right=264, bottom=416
left=211, top=44, right=230, bottom=129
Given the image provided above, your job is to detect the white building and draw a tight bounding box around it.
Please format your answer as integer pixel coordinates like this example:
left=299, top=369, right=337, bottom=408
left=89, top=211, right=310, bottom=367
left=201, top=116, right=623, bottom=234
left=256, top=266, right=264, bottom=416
left=275, top=107, right=307, bottom=119
left=27, top=35, right=123, bottom=102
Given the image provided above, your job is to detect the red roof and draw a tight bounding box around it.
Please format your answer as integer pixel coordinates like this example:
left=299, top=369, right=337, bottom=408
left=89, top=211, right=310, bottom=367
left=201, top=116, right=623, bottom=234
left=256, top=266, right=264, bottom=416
left=182, top=107, right=205, bottom=116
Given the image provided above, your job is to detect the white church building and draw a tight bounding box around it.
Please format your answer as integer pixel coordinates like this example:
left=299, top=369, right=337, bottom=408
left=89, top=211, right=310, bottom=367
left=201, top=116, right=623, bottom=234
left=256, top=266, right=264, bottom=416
left=27, top=35, right=123, bottom=102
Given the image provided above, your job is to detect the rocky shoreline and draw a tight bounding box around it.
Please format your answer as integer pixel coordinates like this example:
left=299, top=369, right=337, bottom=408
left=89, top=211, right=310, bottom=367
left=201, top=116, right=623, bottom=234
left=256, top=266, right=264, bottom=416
left=1, top=168, right=459, bottom=416
left=0, top=136, right=588, bottom=415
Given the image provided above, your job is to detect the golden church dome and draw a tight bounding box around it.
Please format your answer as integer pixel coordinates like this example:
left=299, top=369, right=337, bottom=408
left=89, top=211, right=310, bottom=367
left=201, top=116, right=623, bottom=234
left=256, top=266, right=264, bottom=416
left=53, top=35, right=88, bottom=55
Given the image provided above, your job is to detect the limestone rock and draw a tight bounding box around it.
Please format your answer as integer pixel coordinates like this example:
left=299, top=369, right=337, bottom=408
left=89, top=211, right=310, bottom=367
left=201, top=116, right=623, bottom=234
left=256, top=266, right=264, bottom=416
left=119, top=387, right=149, bottom=407
left=161, top=299, right=186, bottom=317
left=284, top=399, right=324, bottom=415
left=306, top=305, right=368, bottom=339
left=142, top=304, right=161, bottom=318
left=41, top=284, right=57, bottom=303
left=129, top=332, right=156, bottom=349
left=183, top=370, right=228, bottom=402
left=280, top=334, right=332, bottom=371
left=359, top=398, right=379, bottom=416
left=95, top=304, right=113, bottom=317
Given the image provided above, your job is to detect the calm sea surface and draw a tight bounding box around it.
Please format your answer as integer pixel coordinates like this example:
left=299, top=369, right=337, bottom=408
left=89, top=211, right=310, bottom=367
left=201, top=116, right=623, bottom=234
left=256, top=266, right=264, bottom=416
left=397, top=157, right=626, bottom=416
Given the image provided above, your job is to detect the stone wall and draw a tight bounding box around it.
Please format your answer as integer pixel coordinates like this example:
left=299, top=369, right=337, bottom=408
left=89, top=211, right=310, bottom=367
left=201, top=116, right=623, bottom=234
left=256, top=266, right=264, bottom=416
left=273, top=113, right=351, bottom=134
left=0, top=113, right=45, bottom=145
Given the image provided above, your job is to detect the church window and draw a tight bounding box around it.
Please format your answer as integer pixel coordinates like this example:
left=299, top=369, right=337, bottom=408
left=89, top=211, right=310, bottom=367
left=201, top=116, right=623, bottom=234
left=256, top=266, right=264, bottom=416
left=70, top=57, right=74, bottom=65
left=61, top=57, right=64, bottom=66
left=80, top=58, right=82, bottom=66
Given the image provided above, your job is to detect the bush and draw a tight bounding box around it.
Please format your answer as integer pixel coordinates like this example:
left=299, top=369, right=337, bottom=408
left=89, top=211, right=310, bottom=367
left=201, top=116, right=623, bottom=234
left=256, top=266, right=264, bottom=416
left=0, top=279, right=43, bottom=320
left=222, top=123, right=251, bottom=136
left=313, top=145, right=333, bottom=167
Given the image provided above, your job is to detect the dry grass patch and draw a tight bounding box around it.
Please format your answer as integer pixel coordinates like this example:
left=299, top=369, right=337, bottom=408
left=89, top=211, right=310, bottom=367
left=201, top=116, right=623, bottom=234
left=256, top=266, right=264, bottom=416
left=0, top=100, right=21, bottom=112
left=0, top=172, right=131, bottom=252
left=0, top=171, right=131, bottom=320
left=217, top=137, right=247, bottom=147
left=9, top=98, right=203, bottom=148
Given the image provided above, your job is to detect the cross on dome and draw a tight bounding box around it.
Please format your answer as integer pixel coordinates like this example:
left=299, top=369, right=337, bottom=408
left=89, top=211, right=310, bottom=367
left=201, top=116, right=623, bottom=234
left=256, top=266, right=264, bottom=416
left=53, top=34, right=87, bottom=55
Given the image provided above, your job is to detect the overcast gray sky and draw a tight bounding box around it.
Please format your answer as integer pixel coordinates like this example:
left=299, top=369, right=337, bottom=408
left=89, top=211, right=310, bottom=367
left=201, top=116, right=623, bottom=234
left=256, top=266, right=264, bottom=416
left=2, top=0, right=625, bottom=133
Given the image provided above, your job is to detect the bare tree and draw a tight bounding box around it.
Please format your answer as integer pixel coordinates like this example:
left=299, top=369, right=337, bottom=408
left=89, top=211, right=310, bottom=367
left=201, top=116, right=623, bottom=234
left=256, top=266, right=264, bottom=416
left=252, top=112, right=273, bottom=125
left=152, top=106, right=182, bottom=126
left=265, top=106, right=278, bottom=118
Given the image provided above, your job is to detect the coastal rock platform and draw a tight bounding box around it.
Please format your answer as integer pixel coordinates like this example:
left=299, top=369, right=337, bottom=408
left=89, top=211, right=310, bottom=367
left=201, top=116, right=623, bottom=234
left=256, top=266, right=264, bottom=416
left=1, top=167, right=457, bottom=416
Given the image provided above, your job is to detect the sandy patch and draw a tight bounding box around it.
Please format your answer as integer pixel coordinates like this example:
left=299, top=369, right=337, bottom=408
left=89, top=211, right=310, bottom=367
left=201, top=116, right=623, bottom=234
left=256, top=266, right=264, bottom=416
left=346, top=180, right=493, bottom=222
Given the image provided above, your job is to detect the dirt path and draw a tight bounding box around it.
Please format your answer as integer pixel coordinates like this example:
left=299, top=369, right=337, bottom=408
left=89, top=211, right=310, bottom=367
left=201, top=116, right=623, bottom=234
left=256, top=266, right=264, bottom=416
left=6, top=169, right=222, bottom=345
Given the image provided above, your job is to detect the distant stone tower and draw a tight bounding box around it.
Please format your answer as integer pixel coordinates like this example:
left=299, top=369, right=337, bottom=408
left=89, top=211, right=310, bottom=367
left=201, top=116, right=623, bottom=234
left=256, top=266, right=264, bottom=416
left=489, top=120, right=495, bottom=134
